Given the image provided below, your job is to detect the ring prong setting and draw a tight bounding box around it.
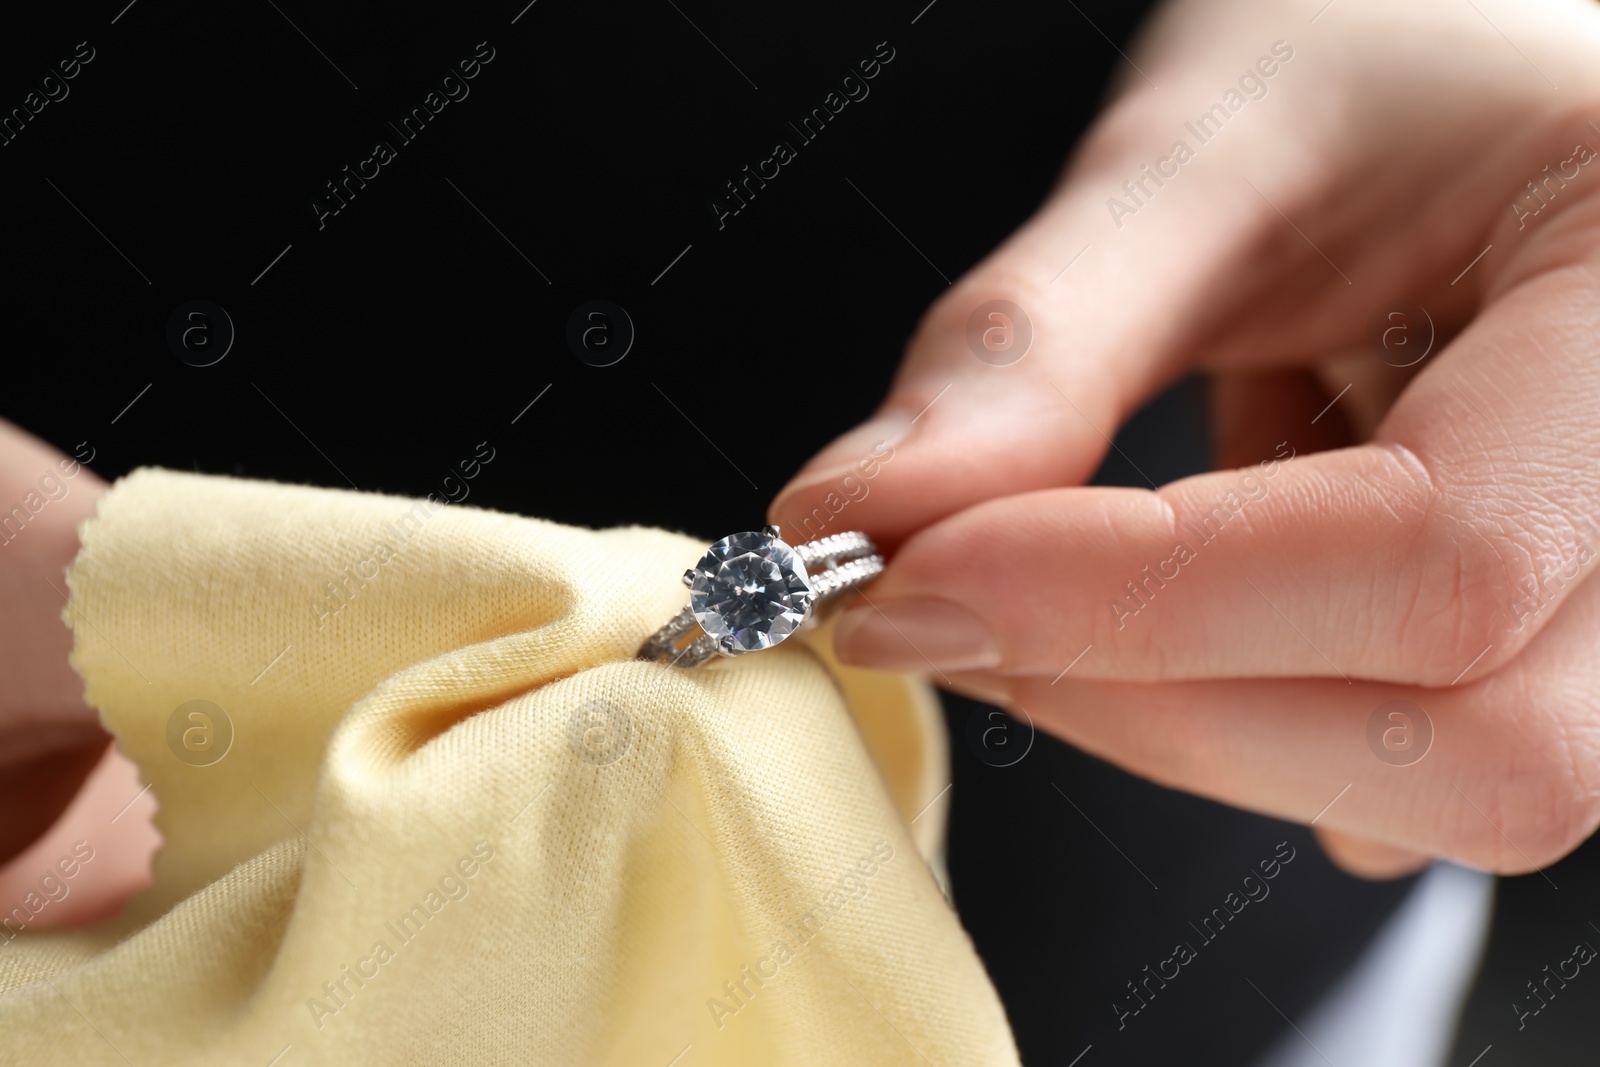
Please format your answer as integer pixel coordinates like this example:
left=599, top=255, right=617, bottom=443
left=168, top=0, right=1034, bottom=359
left=641, top=528, right=880, bottom=667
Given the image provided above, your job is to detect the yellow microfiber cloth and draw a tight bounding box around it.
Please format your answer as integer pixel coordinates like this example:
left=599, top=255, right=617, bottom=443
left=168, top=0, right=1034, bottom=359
left=0, top=469, right=1019, bottom=1066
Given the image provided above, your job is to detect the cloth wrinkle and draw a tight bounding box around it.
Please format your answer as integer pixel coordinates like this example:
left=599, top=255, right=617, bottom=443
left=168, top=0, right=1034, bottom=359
left=0, top=468, right=1018, bottom=1066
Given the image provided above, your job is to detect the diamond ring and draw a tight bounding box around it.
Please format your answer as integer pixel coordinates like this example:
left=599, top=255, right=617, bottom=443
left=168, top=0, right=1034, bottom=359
left=636, top=526, right=883, bottom=667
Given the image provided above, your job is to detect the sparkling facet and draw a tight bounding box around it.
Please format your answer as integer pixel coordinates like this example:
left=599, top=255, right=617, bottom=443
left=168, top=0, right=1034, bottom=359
left=688, top=531, right=815, bottom=654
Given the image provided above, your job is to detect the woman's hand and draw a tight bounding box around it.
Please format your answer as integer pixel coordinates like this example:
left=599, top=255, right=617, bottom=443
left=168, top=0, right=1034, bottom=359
left=0, top=420, right=109, bottom=865
left=771, top=0, right=1600, bottom=877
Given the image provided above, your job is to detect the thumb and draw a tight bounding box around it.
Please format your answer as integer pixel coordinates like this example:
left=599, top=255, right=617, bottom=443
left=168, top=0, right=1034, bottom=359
left=767, top=131, right=1274, bottom=549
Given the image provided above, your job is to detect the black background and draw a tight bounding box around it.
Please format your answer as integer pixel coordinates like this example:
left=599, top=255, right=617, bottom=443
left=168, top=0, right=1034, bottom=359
left=2, top=1, right=1594, bottom=1064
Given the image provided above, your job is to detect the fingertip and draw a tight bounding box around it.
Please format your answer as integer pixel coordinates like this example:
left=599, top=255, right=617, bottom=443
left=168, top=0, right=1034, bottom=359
left=1313, top=825, right=1431, bottom=881
left=940, top=670, right=1015, bottom=708
left=768, top=408, right=913, bottom=541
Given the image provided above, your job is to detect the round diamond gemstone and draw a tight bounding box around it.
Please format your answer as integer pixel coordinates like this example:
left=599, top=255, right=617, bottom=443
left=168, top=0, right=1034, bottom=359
left=688, top=531, right=815, bottom=654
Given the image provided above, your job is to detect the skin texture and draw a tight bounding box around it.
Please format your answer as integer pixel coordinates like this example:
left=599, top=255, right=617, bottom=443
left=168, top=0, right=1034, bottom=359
left=0, top=420, right=156, bottom=924
left=772, top=0, right=1600, bottom=878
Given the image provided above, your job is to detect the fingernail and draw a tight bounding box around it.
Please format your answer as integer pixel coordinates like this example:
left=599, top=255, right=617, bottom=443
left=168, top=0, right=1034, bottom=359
left=834, top=598, right=1001, bottom=672
left=769, top=409, right=914, bottom=521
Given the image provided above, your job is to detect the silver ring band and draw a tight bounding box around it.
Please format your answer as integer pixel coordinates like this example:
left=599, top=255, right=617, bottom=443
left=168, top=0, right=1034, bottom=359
left=637, top=526, right=882, bottom=668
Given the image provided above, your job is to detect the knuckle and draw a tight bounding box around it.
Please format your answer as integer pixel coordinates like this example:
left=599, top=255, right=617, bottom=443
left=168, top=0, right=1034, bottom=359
left=1390, top=442, right=1585, bottom=684
left=1449, top=699, right=1600, bottom=872
left=920, top=269, right=1048, bottom=346
left=1075, top=92, right=1165, bottom=174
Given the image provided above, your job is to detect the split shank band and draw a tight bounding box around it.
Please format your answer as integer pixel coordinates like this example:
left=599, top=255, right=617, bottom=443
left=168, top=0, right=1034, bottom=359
left=636, top=527, right=883, bottom=668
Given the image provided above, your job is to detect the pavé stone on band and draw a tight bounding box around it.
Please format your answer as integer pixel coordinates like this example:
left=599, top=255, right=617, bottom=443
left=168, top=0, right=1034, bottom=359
left=635, top=526, right=883, bottom=668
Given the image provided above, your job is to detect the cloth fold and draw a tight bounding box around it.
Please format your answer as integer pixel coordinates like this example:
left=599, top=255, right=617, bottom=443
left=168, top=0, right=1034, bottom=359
left=0, top=469, right=1019, bottom=1066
